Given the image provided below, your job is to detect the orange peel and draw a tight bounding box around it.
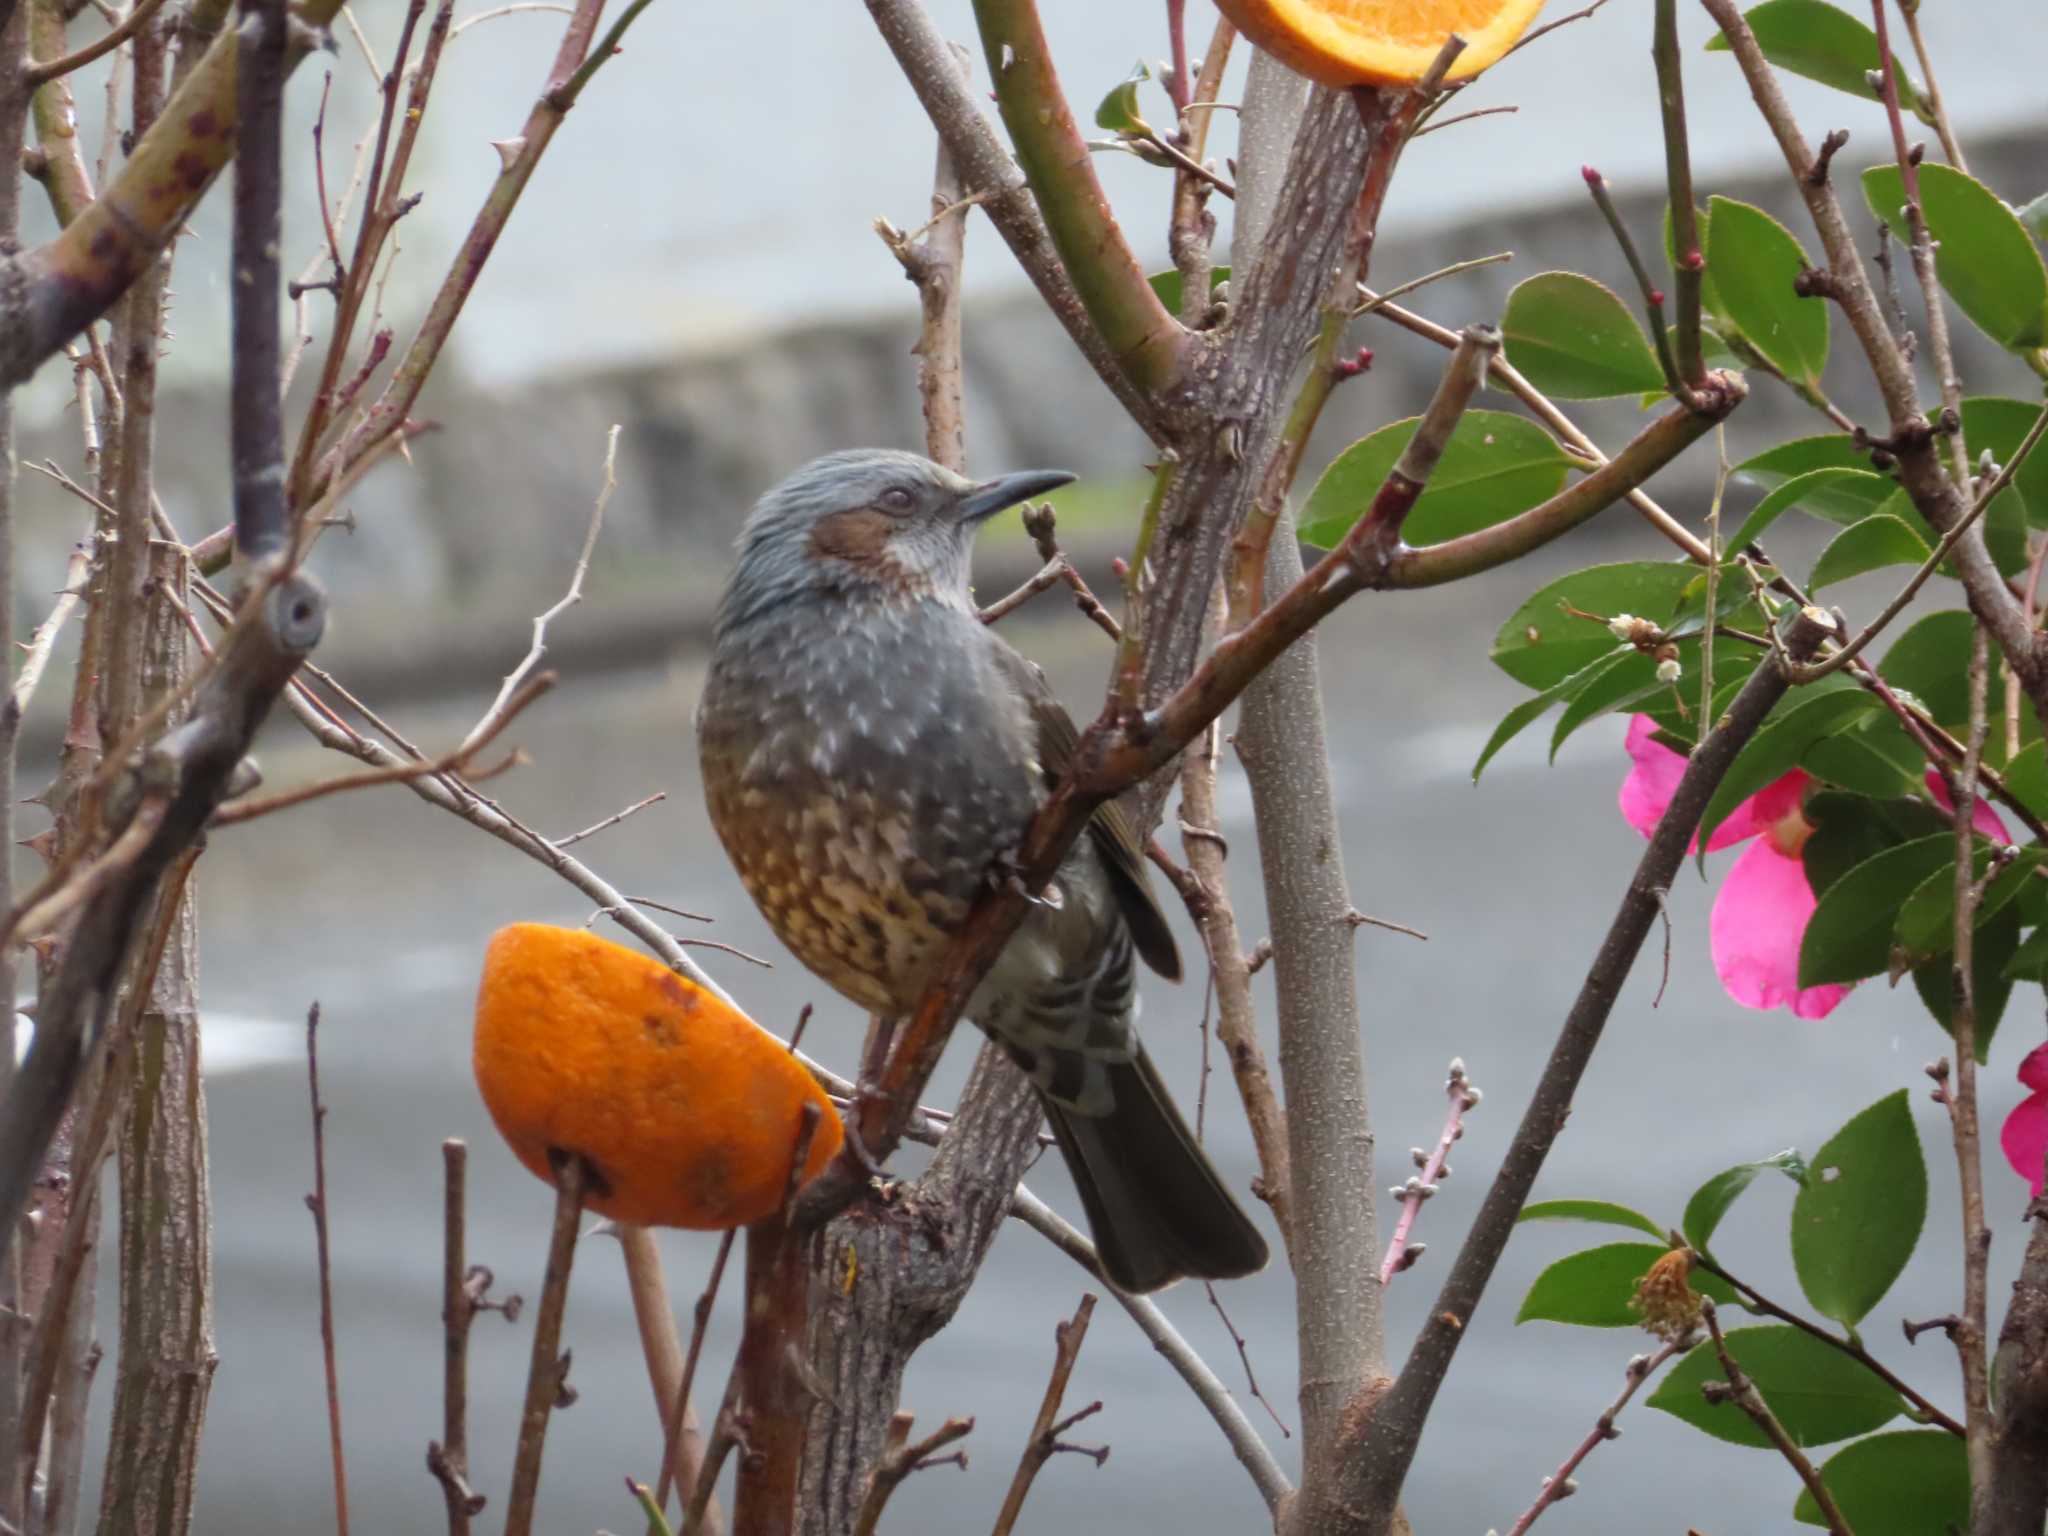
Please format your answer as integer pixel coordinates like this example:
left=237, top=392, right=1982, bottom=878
left=1213, top=0, right=1547, bottom=89
left=472, top=923, right=841, bottom=1229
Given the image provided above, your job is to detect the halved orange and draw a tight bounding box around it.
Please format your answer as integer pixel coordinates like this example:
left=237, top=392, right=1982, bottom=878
left=1214, top=0, right=1548, bottom=88
left=473, top=923, right=841, bottom=1229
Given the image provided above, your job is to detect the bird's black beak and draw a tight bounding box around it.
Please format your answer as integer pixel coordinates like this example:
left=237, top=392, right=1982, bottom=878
left=953, top=468, right=1077, bottom=525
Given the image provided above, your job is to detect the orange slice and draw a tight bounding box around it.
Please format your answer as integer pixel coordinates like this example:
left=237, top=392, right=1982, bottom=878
left=473, top=923, right=841, bottom=1229
left=1214, top=0, right=1548, bottom=88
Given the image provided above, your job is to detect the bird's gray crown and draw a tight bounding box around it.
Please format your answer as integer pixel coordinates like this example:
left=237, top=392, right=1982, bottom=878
left=714, top=449, right=1073, bottom=638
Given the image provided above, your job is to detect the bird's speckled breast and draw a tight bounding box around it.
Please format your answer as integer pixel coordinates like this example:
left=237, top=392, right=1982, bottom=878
left=696, top=592, right=1041, bottom=1014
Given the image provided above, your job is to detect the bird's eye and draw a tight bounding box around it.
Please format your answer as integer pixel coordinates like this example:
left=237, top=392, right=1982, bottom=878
left=877, top=486, right=916, bottom=514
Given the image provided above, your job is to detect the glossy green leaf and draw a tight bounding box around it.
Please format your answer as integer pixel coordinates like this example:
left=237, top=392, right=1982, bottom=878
left=1807, top=513, right=1929, bottom=591
left=1726, top=467, right=1893, bottom=552
left=1299, top=411, right=1575, bottom=549
left=1895, top=847, right=2035, bottom=964
left=1706, top=196, right=1830, bottom=386
left=1518, top=1199, right=1668, bottom=1239
left=1095, top=60, right=1152, bottom=134
left=2020, top=190, right=2048, bottom=244
left=1878, top=610, right=1975, bottom=728
left=1696, top=684, right=1878, bottom=852
left=1911, top=900, right=2020, bottom=1059
left=1516, top=1242, right=1736, bottom=1327
left=1733, top=434, right=1871, bottom=491
left=1683, top=1151, right=1805, bottom=1253
left=1800, top=713, right=1924, bottom=798
left=1793, top=1430, right=1968, bottom=1532
left=1800, top=833, right=1953, bottom=985
left=1791, top=1090, right=1926, bottom=1326
left=1648, top=1325, right=1903, bottom=1448
left=1472, top=652, right=1631, bottom=781
left=1501, top=272, right=1666, bottom=400
left=1801, top=792, right=1948, bottom=898
left=1490, top=562, right=1699, bottom=689
left=2005, top=925, right=2048, bottom=982
left=1961, top=396, right=2048, bottom=529
left=1864, top=163, right=2048, bottom=352
left=2001, top=740, right=2048, bottom=821
left=1705, top=0, right=1927, bottom=119
left=1148, top=264, right=1229, bottom=316
left=1548, top=635, right=1753, bottom=762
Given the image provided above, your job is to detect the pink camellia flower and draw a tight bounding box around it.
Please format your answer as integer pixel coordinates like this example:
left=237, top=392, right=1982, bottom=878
left=2001, top=1044, right=2048, bottom=1196
left=1620, top=715, right=1847, bottom=1018
left=1618, top=716, right=2009, bottom=1020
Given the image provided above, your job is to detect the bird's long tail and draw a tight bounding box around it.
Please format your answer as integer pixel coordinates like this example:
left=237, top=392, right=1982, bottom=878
left=1040, top=1044, right=1269, bottom=1294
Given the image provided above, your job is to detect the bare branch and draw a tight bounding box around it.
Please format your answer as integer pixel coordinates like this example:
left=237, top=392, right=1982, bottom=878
left=992, top=1295, right=1101, bottom=1536
left=1502, top=1340, right=1682, bottom=1536
left=304, top=1002, right=351, bottom=1536
left=501, top=1151, right=588, bottom=1536
left=851, top=1412, right=974, bottom=1536
left=1379, top=1059, right=1481, bottom=1285
left=616, top=1223, right=726, bottom=1536
left=426, top=1141, right=488, bottom=1535
left=1700, top=1301, right=1853, bottom=1535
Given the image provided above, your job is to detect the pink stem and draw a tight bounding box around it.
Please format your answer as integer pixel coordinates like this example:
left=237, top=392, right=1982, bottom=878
left=1379, top=1061, right=1480, bottom=1286
left=1502, top=1339, right=1683, bottom=1536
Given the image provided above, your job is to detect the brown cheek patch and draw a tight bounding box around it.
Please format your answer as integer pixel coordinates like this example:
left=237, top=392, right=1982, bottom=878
left=809, top=508, right=896, bottom=564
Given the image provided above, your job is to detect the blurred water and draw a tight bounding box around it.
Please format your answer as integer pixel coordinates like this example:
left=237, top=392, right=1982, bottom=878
left=52, top=517, right=2031, bottom=1535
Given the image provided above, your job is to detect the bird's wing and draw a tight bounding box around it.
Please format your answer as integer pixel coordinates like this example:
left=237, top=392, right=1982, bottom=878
left=990, top=642, right=1183, bottom=982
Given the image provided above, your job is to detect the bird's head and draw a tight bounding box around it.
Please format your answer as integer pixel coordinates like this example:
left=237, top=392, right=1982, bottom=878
left=716, top=448, right=1074, bottom=633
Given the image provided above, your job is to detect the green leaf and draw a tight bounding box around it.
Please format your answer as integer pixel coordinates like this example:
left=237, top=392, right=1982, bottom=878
left=1094, top=60, right=1152, bottom=134
left=1807, top=513, right=1929, bottom=591
left=1648, top=1325, right=1903, bottom=1448
left=1878, top=610, right=1976, bottom=729
left=1298, top=411, right=1575, bottom=549
left=2001, top=740, right=2048, bottom=821
left=1801, top=792, right=1948, bottom=898
left=1471, top=650, right=1632, bottom=781
left=1733, top=434, right=1871, bottom=492
left=1696, top=684, right=1878, bottom=852
left=1911, top=900, right=2020, bottom=1059
left=1961, top=396, right=2048, bottom=529
left=1490, top=561, right=1699, bottom=689
left=1501, top=272, right=1666, bottom=400
left=1516, top=1242, right=1735, bottom=1328
left=1683, top=1152, right=1806, bottom=1253
left=1726, top=467, right=1894, bottom=552
left=1800, top=833, right=1954, bottom=985
left=2005, top=925, right=2048, bottom=982
left=1706, top=196, right=1831, bottom=386
left=1800, top=713, right=1924, bottom=798
left=1518, top=1199, right=1669, bottom=1239
left=1793, top=1430, right=1968, bottom=1532
left=1895, top=847, right=2035, bottom=965
left=1791, top=1090, right=1927, bottom=1326
left=1705, top=0, right=1927, bottom=119
left=1148, top=264, right=1229, bottom=316
left=1864, top=163, right=2048, bottom=352
left=2020, top=190, right=2048, bottom=244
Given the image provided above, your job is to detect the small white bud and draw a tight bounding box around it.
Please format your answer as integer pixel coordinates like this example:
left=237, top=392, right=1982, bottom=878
left=1447, top=1056, right=1467, bottom=1079
left=1656, top=657, right=1682, bottom=683
left=1410, top=1147, right=1429, bottom=1167
left=1463, top=1086, right=1484, bottom=1108
left=1607, top=613, right=1638, bottom=640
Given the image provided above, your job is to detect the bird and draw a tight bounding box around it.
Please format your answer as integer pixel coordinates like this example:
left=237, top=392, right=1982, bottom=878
left=695, top=448, right=1268, bottom=1292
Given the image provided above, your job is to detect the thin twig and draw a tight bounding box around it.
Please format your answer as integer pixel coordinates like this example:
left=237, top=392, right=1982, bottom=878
left=426, top=1140, right=488, bottom=1535
left=991, top=1295, right=1104, bottom=1536
left=1379, top=1058, right=1480, bottom=1285
left=304, top=1003, right=351, bottom=1536
left=653, top=1228, right=735, bottom=1520
left=849, top=1412, right=975, bottom=1536
left=1700, top=1300, right=1854, bottom=1535
left=25, top=0, right=172, bottom=86
left=1691, top=1253, right=1963, bottom=1435
left=553, top=790, right=665, bottom=849
left=501, top=1151, right=588, bottom=1536
left=1203, top=1282, right=1290, bottom=1438
left=462, top=425, right=617, bottom=753
left=1008, top=1190, right=1289, bottom=1511
left=614, top=1224, right=725, bottom=1536
left=9, top=544, right=92, bottom=719
left=1503, top=1339, right=1682, bottom=1535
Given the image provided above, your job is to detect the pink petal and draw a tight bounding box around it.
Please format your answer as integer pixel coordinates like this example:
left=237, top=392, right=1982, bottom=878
left=1620, top=716, right=1766, bottom=852
left=1709, top=838, right=1851, bottom=1019
left=2020, top=1042, right=2048, bottom=1095
left=1927, top=771, right=2011, bottom=841
left=2001, top=1091, right=2048, bottom=1196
